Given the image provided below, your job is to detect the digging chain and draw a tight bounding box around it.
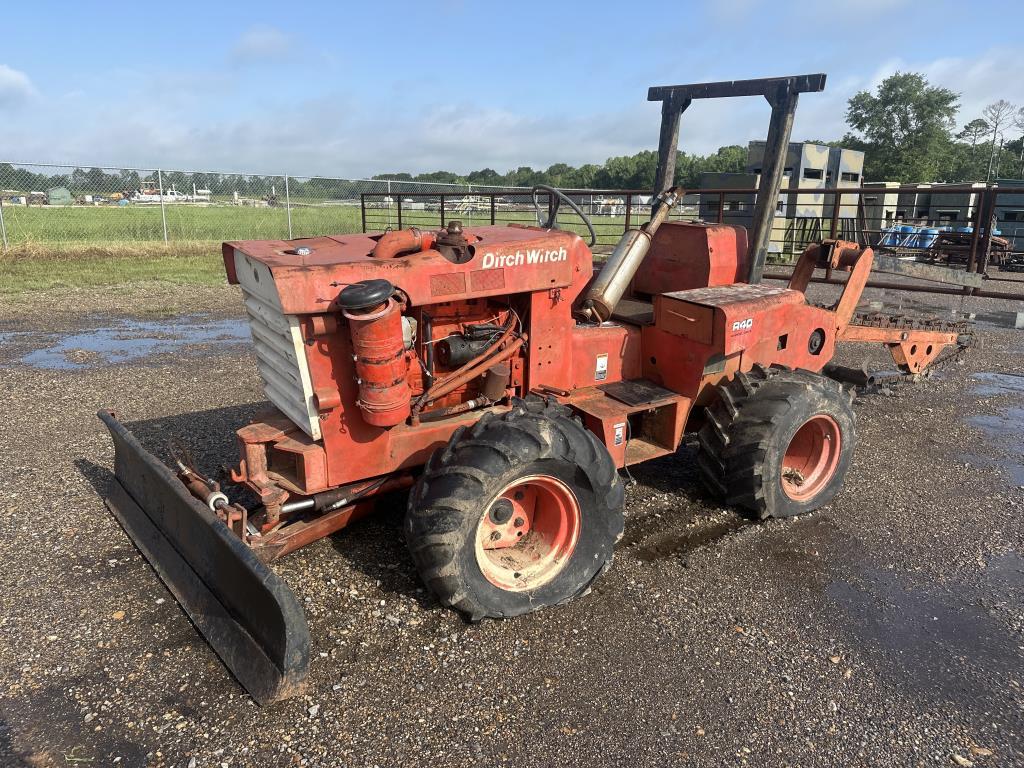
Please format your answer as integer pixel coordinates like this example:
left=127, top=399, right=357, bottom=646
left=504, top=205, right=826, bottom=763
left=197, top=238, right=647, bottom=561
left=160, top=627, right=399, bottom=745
left=848, top=311, right=976, bottom=391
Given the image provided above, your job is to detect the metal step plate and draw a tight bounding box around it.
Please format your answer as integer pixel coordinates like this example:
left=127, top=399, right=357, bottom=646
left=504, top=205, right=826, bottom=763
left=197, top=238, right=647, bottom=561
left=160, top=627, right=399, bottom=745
left=598, top=379, right=679, bottom=408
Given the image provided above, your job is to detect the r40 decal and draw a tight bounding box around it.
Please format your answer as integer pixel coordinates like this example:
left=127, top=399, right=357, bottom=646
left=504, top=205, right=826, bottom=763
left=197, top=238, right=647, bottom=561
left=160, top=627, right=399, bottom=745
left=731, top=318, right=753, bottom=332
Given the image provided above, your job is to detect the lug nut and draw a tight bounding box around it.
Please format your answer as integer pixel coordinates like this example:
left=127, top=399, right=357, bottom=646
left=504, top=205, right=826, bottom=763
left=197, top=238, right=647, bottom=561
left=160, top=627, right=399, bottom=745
left=489, top=499, right=514, bottom=525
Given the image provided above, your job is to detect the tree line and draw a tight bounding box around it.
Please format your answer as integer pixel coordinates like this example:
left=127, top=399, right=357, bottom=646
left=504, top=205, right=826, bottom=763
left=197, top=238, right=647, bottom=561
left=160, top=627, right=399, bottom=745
left=0, top=146, right=749, bottom=200
left=0, top=166, right=371, bottom=200
left=370, top=145, right=748, bottom=191
left=843, top=72, right=1023, bottom=183
left=3, top=72, right=1021, bottom=198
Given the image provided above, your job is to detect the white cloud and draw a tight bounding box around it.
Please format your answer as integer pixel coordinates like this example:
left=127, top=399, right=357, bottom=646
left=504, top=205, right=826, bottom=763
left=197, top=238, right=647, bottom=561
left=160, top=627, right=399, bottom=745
left=919, top=49, right=1024, bottom=128
left=791, top=48, right=1024, bottom=144
left=0, top=64, right=36, bottom=107
left=3, top=47, right=1023, bottom=177
left=230, top=26, right=292, bottom=63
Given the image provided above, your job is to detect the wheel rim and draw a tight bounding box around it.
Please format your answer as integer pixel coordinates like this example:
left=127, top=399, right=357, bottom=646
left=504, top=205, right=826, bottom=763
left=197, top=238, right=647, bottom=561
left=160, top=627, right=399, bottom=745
left=781, top=415, right=842, bottom=502
left=475, top=475, right=581, bottom=591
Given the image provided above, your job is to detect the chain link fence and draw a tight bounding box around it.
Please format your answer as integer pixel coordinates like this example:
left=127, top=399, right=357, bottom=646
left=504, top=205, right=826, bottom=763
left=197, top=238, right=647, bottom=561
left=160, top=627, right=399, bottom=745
left=1, top=162, right=688, bottom=254
left=0, top=162, right=393, bottom=250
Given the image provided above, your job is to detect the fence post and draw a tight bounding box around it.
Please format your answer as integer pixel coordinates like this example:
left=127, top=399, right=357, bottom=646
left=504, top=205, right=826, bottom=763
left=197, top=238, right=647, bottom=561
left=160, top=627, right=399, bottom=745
left=490, top=194, right=496, bottom=225
left=977, top=186, right=996, bottom=276
left=397, top=195, right=403, bottom=230
left=624, top=193, right=632, bottom=234
left=157, top=169, right=168, bottom=243
left=387, top=180, right=393, bottom=229
left=856, top=195, right=868, bottom=247
left=284, top=175, right=293, bottom=239
left=0, top=196, right=7, bottom=252
left=440, top=194, right=446, bottom=228
left=829, top=190, right=841, bottom=239
left=965, top=189, right=984, bottom=281
left=360, top=194, right=367, bottom=233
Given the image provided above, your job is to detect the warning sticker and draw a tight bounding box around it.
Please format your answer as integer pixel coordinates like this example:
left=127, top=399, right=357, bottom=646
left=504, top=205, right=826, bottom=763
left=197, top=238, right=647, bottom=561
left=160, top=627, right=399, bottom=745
left=613, top=422, right=626, bottom=446
left=595, top=353, right=609, bottom=381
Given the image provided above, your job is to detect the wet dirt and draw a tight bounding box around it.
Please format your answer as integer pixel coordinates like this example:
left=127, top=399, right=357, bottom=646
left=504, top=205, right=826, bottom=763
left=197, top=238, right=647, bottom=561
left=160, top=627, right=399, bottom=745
left=972, top=371, right=1024, bottom=397
left=965, top=372, right=1024, bottom=486
left=967, top=416, right=1024, bottom=485
left=827, top=562, right=1024, bottom=714
left=988, top=549, right=1024, bottom=590
left=632, top=516, right=752, bottom=561
left=0, top=316, right=250, bottom=370
left=2, top=293, right=1023, bottom=767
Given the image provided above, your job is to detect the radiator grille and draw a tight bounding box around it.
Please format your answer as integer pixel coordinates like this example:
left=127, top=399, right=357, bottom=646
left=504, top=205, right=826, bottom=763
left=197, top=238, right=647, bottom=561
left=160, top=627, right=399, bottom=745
left=232, top=250, right=322, bottom=440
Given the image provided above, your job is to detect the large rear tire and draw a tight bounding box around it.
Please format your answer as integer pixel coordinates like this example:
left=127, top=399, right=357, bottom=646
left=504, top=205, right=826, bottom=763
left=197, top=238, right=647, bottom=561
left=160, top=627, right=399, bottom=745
left=697, top=365, right=856, bottom=519
left=406, top=397, right=624, bottom=621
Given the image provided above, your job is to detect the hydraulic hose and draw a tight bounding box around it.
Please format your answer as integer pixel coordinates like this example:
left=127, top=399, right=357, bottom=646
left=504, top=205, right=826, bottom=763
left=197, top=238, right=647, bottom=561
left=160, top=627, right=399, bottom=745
left=410, top=334, right=527, bottom=424
left=416, top=319, right=516, bottom=407
left=421, top=335, right=526, bottom=406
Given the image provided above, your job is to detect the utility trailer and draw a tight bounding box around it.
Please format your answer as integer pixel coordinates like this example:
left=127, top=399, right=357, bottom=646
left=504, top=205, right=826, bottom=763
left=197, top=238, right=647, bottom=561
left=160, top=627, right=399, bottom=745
left=918, top=229, right=1011, bottom=268
left=97, top=75, right=972, bottom=703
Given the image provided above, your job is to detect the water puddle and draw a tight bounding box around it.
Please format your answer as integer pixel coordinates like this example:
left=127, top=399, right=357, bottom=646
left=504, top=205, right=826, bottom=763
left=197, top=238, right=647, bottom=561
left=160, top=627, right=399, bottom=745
left=827, top=564, right=1023, bottom=708
left=972, top=309, right=1023, bottom=330
left=962, top=373, right=1024, bottom=486
left=972, top=371, right=1024, bottom=397
left=0, top=316, right=251, bottom=370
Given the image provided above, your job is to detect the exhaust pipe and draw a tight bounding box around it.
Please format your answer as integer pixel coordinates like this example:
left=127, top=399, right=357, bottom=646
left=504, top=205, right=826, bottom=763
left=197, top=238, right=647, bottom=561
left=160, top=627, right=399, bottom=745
left=577, top=186, right=683, bottom=322
left=822, top=363, right=876, bottom=388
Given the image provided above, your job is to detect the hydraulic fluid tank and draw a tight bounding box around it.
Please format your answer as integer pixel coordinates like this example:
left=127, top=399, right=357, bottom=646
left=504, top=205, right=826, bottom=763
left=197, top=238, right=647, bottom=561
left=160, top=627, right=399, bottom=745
left=632, top=221, right=749, bottom=295
left=339, top=280, right=411, bottom=427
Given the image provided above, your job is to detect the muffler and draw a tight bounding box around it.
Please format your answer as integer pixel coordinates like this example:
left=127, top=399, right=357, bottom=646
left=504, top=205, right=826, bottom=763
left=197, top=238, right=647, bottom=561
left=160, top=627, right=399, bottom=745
left=97, top=410, right=309, bottom=704
left=578, top=186, right=683, bottom=322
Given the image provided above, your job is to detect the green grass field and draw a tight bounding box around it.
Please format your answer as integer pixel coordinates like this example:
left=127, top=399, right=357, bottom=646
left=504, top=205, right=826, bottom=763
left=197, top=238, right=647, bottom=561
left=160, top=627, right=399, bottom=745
left=1, top=202, right=644, bottom=244
left=0, top=203, right=672, bottom=294
left=2, top=204, right=366, bottom=243
left=0, top=205, right=363, bottom=293
left=0, top=243, right=225, bottom=294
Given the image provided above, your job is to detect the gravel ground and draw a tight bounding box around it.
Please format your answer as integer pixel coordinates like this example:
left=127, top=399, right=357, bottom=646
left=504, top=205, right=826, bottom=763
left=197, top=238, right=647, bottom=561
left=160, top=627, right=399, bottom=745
left=0, top=279, right=1022, bottom=768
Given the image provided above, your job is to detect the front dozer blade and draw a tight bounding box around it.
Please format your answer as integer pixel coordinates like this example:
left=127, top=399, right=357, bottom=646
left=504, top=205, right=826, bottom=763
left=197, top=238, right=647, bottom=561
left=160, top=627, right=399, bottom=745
left=97, top=410, right=309, bottom=704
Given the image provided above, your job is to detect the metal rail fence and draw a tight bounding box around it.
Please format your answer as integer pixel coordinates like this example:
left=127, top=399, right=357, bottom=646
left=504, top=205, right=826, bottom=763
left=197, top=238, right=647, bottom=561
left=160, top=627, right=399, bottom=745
left=361, top=183, right=1024, bottom=268
left=360, top=188, right=697, bottom=253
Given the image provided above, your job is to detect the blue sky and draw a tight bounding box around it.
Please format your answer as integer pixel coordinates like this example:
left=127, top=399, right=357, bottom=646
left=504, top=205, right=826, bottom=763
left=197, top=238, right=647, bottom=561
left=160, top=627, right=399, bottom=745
left=2, top=0, right=1022, bottom=177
